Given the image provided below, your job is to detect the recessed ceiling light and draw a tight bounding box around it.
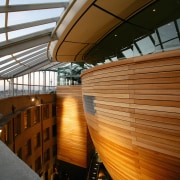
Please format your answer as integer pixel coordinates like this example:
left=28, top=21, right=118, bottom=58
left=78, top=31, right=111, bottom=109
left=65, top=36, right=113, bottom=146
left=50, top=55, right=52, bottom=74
left=153, top=9, right=156, bottom=12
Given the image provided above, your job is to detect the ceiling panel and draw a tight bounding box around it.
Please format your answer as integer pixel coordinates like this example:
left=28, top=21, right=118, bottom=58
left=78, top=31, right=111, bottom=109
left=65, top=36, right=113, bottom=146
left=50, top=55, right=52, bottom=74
left=95, top=0, right=154, bottom=19
left=65, top=6, right=120, bottom=43
left=57, top=55, right=79, bottom=62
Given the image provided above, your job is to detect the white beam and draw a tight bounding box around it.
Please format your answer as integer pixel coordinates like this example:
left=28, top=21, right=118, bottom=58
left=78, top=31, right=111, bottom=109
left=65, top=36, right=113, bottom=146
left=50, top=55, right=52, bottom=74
left=0, top=28, right=56, bottom=57
left=1, top=55, right=48, bottom=76
left=0, top=17, right=59, bottom=33
left=0, top=50, right=46, bottom=71
left=0, top=2, right=69, bottom=13
left=0, top=44, right=47, bottom=65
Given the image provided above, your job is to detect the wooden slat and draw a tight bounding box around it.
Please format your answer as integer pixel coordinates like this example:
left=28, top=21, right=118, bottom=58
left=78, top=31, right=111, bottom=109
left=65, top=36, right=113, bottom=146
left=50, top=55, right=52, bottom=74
left=56, top=86, right=91, bottom=168
left=81, top=49, right=180, bottom=179
left=134, top=108, right=180, bottom=119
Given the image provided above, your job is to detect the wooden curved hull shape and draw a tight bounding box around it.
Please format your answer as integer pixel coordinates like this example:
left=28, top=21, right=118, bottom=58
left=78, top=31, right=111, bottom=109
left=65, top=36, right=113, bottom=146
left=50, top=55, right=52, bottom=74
left=81, top=50, right=180, bottom=179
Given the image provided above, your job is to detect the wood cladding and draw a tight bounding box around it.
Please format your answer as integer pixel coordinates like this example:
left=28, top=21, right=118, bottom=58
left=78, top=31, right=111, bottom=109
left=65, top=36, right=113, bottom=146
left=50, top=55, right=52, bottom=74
left=81, top=50, right=180, bottom=179
left=56, top=86, right=93, bottom=168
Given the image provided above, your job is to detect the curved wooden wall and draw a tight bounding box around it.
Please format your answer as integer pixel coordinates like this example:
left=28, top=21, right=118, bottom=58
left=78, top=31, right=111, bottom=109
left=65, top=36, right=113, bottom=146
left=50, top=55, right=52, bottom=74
left=81, top=49, right=180, bottom=180
left=56, top=86, right=94, bottom=168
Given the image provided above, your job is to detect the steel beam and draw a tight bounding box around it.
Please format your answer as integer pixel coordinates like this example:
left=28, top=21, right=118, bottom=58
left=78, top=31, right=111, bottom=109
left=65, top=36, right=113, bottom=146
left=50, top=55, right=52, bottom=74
left=0, top=28, right=56, bottom=57
left=0, top=44, right=47, bottom=65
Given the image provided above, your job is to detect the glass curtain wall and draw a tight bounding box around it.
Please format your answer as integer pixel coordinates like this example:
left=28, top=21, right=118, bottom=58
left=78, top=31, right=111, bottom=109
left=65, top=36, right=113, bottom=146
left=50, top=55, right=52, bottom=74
left=0, top=71, right=57, bottom=99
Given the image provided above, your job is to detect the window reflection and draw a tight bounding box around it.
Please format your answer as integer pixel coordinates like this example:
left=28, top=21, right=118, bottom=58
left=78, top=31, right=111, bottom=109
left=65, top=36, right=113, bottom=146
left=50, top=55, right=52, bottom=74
left=112, top=18, right=180, bottom=60
left=136, top=36, right=155, bottom=55
left=158, top=22, right=177, bottom=43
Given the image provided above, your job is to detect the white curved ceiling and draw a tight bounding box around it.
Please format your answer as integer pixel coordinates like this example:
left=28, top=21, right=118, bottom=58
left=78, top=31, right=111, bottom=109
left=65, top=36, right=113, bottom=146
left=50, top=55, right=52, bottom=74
left=49, top=0, right=154, bottom=62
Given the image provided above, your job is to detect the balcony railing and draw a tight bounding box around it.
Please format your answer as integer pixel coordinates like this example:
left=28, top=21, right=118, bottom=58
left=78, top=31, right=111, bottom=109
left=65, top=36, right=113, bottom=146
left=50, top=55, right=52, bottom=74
left=0, top=85, right=56, bottom=99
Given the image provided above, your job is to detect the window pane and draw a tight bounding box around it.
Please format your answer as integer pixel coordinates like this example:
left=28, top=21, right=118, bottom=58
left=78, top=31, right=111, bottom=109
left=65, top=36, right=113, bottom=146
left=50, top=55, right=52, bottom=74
left=133, top=44, right=141, bottom=57
left=0, top=13, right=5, bottom=28
left=24, top=74, right=28, bottom=85
left=158, top=22, right=177, bottom=43
left=0, top=0, right=6, bottom=5
left=136, top=36, right=155, bottom=55
left=18, top=76, right=23, bottom=84
left=0, top=80, right=4, bottom=98
left=122, top=48, right=133, bottom=58
left=163, top=38, right=180, bottom=51
left=46, top=71, right=50, bottom=86
left=8, top=9, right=63, bottom=26
left=0, top=80, right=4, bottom=91
left=34, top=72, right=40, bottom=85
left=8, top=23, right=56, bottom=39
left=0, top=33, right=6, bottom=42
left=39, top=71, right=44, bottom=86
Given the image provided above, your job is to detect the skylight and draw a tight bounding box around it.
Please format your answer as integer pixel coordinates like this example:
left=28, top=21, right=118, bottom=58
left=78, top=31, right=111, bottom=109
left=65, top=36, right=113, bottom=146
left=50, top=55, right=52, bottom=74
left=0, top=0, right=70, bottom=79
left=8, top=8, right=63, bottom=26
left=8, top=23, right=55, bottom=39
